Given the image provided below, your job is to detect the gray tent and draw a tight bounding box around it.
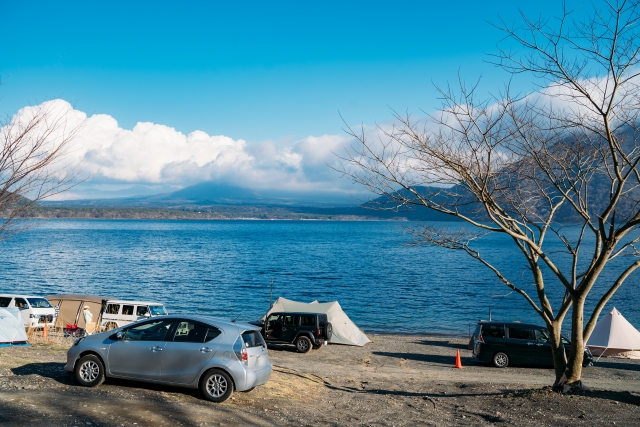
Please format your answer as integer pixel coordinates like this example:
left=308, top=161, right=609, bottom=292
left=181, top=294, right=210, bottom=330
left=0, top=308, right=28, bottom=347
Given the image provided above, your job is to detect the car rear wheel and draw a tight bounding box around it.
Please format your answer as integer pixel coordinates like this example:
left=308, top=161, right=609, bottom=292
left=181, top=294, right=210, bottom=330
left=295, top=336, right=312, bottom=353
left=75, top=354, right=105, bottom=387
left=492, top=352, right=509, bottom=368
left=200, top=369, right=234, bottom=403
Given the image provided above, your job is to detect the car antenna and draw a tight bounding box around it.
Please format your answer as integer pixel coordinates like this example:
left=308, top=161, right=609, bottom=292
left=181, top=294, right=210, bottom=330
left=232, top=312, right=242, bottom=323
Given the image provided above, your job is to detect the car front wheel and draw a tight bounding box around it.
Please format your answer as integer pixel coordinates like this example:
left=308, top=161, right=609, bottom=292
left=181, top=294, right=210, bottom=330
left=492, top=352, right=509, bottom=368
left=75, top=354, right=105, bottom=387
left=200, top=369, right=234, bottom=402
left=295, top=336, right=312, bottom=353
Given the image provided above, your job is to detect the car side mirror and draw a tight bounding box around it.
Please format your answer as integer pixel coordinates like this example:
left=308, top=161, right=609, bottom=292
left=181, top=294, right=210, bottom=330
left=144, top=312, right=151, bottom=317
left=116, top=331, right=124, bottom=340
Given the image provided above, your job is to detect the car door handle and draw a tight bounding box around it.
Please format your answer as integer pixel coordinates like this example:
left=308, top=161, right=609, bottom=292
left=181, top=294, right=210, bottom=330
left=527, top=342, right=535, bottom=345
left=150, top=346, right=163, bottom=352
left=200, top=347, right=213, bottom=353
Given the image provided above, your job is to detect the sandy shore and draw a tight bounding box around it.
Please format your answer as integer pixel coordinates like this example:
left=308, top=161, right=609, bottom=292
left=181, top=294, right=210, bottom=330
left=1, top=334, right=639, bottom=426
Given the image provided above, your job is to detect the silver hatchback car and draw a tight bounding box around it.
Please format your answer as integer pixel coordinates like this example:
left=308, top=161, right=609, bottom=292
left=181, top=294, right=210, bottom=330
left=65, top=314, right=271, bottom=402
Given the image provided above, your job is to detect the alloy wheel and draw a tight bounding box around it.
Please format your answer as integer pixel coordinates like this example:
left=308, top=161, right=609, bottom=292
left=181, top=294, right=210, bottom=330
left=80, top=360, right=100, bottom=382
left=206, top=374, right=228, bottom=397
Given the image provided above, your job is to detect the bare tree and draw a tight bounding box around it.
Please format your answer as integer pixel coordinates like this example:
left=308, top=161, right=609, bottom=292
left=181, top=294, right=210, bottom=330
left=0, top=100, right=83, bottom=238
left=339, top=0, right=640, bottom=388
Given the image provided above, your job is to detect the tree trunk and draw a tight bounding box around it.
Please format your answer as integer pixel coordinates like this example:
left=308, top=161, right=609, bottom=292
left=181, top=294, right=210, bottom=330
left=565, top=298, right=585, bottom=385
left=547, top=321, right=567, bottom=387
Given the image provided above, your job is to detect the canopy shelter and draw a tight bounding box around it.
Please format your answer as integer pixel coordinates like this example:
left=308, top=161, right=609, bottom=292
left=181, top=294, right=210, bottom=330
left=264, top=297, right=370, bottom=346
left=586, top=307, right=640, bottom=359
left=47, top=294, right=113, bottom=333
left=0, top=308, right=29, bottom=347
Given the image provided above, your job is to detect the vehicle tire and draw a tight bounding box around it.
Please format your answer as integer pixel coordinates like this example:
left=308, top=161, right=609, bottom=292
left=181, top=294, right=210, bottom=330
left=492, top=352, right=509, bottom=368
left=295, top=336, right=312, bottom=353
left=325, top=322, right=333, bottom=341
left=200, top=369, right=234, bottom=403
left=312, top=343, right=322, bottom=350
left=74, top=354, right=105, bottom=387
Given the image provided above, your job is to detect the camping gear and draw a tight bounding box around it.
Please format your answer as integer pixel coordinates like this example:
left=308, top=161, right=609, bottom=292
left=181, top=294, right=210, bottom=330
left=586, top=307, right=640, bottom=360
left=47, top=294, right=113, bottom=335
left=264, top=297, right=370, bottom=346
left=0, top=307, right=29, bottom=346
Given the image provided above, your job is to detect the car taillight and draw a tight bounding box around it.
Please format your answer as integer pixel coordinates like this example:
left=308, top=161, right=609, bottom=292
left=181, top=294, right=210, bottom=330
left=477, top=334, right=484, bottom=343
left=317, top=329, right=321, bottom=335
left=241, top=348, right=248, bottom=362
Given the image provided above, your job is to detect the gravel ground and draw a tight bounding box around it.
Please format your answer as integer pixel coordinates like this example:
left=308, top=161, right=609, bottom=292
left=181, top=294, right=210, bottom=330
left=1, top=335, right=639, bottom=426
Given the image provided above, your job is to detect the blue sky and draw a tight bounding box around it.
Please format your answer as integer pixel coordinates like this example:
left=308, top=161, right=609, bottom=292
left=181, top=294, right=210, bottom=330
left=0, top=0, right=585, bottom=199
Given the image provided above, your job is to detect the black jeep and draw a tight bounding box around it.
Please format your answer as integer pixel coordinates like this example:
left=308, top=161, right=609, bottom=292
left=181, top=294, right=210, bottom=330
left=253, top=312, right=332, bottom=353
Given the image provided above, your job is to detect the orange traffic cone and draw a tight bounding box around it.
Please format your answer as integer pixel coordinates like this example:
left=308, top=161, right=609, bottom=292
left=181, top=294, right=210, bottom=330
left=41, top=321, right=49, bottom=339
left=454, top=349, right=463, bottom=369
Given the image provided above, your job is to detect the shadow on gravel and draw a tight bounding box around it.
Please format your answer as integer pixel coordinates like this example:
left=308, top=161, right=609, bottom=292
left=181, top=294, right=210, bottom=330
left=595, top=360, right=640, bottom=372
left=266, top=344, right=297, bottom=353
left=103, top=377, right=201, bottom=398
left=415, top=339, right=467, bottom=350
left=373, top=351, right=481, bottom=366
left=11, top=362, right=74, bottom=385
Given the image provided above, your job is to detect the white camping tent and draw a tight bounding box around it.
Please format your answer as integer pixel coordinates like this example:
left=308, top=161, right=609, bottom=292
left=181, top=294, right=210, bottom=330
left=265, top=297, right=370, bottom=346
left=0, top=307, right=28, bottom=346
left=586, top=307, right=640, bottom=359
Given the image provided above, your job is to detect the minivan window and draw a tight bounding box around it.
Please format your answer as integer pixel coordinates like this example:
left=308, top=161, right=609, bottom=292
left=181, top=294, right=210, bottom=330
left=300, top=315, right=315, bottom=326
left=149, top=305, right=167, bottom=316
left=14, top=298, right=28, bottom=309
left=27, top=298, right=52, bottom=308
left=136, top=306, right=149, bottom=317
left=105, top=304, right=120, bottom=314
left=482, top=324, right=505, bottom=338
left=0, top=297, right=11, bottom=307
left=509, top=326, right=534, bottom=340
left=242, top=331, right=265, bottom=348
left=122, top=305, right=134, bottom=316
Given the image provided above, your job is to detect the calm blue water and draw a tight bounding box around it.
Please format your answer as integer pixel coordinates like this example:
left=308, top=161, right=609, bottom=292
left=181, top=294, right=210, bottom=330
left=1, top=219, right=638, bottom=336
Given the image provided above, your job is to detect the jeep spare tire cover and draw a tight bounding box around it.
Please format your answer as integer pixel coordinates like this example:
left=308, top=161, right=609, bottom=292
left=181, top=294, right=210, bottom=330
left=326, top=322, right=333, bottom=340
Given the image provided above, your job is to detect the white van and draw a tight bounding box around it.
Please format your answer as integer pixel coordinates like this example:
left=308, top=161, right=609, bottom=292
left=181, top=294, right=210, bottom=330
left=0, top=294, right=56, bottom=328
left=100, top=300, right=168, bottom=330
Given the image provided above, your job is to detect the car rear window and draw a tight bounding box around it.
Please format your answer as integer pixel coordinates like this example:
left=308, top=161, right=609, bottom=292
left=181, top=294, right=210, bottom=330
left=300, top=315, right=315, bottom=326
left=481, top=324, right=505, bottom=338
left=242, top=330, right=265, bottom=348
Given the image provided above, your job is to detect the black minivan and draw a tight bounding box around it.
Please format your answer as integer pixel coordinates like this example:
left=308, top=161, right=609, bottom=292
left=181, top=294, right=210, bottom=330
left=471, top=321, right=593, bottom=368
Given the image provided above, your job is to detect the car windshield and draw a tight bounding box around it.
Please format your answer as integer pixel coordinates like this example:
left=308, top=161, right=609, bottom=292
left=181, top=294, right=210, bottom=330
left=27, top=298, right=52, bottom=308
left=149, top=305, right=167, bottom=315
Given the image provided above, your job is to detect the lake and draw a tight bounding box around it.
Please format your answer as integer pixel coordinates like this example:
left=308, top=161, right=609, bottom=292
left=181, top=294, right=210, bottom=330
left=1, top=219, right=638, bottom=336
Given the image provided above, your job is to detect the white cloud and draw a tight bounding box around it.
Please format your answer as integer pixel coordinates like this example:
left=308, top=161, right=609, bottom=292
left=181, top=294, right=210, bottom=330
left=7, top=100, right=362, bottom=199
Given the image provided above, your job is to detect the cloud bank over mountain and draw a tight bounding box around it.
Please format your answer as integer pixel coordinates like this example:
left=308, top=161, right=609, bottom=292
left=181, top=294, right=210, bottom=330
left=12, top=100, right=360, bottom=200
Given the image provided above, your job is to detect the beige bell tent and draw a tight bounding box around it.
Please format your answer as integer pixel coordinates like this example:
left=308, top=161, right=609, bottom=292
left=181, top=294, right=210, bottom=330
left=586, top=307, right=640, bottom=359
left=47, top=294, right=112, bottom=334
left=265, top=297, right=370, bottom=346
